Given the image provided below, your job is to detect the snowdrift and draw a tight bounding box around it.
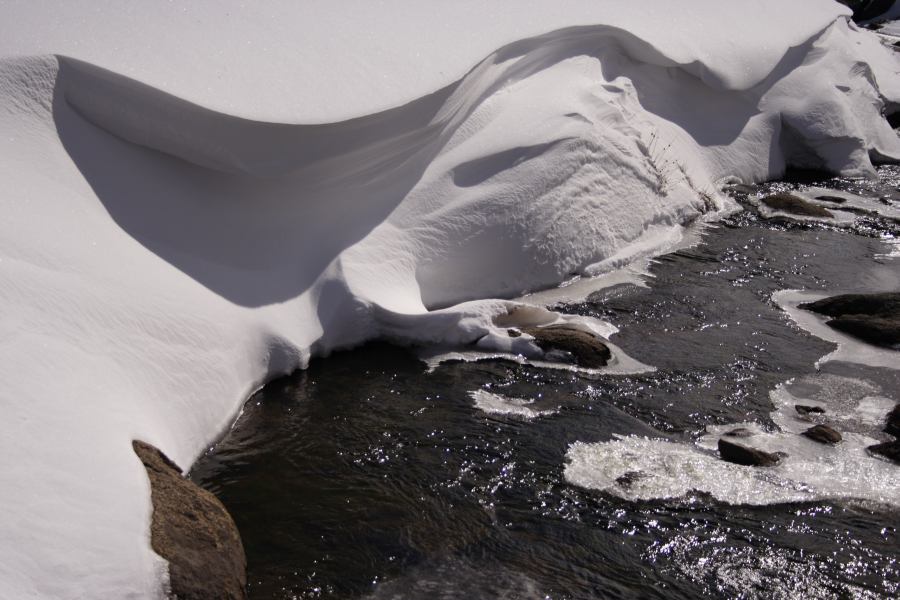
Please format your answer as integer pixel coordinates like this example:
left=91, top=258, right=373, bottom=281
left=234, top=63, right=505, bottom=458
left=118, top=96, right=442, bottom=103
left=1, top=1, right=899, bottom=597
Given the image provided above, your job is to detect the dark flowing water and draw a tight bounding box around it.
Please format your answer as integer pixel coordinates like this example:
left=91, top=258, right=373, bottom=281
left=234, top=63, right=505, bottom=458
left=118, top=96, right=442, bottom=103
left=191, top=169, right=900, bottom=599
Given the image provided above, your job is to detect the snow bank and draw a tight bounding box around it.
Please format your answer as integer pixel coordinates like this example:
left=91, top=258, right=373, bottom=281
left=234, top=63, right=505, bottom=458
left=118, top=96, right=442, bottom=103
left=0, top=0, right=855, bottom=122
left=1, top=1, right=898, bottom=597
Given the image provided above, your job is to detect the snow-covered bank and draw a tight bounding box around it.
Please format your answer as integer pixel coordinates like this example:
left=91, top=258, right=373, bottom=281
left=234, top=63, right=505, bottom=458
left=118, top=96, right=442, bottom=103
left=1, top=1, right=899, bottom=597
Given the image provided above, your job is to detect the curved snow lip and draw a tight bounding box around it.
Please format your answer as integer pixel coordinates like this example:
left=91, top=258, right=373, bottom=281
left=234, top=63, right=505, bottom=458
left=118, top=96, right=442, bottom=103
left=42, top=15, right=899, bottom=310
left=51, top=16, right=855, bottom=177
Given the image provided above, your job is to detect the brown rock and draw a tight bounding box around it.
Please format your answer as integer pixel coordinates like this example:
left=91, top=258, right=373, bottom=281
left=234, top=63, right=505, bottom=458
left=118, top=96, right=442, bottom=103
left=826, top=315, right=900, bottom=347
left=885, top=404, right=900, bottom=438
left=814, top=195, right=846, bottom=204
left=801, top=424, right=842, bottom=445
left=759, top=192, right=833, bottom=218
left=718, top=438, right=784, bottom=467
left=133, top=440, right=247, bottom=600
left=615, top=471, right=646, bottom=489
left=723, top=427, right=754, bottom=438
left=867, top=440, right=900, bottom=464
left=798, top=292, right=900, bottom=318
left=522, top=325, right=611, bottom=368
left=799, top=292, right=900, bottom=347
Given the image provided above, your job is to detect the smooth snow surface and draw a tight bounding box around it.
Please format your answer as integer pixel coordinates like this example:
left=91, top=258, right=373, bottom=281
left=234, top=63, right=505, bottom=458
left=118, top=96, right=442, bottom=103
left=1, top=1, right=900, bottom=597
left=0, top=0, right=853, bottom=122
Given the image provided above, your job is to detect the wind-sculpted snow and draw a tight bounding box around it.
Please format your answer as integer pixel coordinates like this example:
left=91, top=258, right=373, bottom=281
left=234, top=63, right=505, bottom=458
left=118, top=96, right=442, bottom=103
left=1, top=2, right=899, bottom=597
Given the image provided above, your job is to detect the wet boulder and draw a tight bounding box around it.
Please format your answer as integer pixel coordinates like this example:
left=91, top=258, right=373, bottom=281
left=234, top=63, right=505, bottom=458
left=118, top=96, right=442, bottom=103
left=799, top=292, right=900, bottom=317
left=615, top=471, right=647, bottom=489
left=801, top=424, right=842, bottom=445
left=522, top=325, right=611, bottom=368
left=133, top=440, right=247, bottom=600
left=826, top=315, right=900, bottom=347
left=814, top=195, right=846, bottom=204
left=759, top=192, right=833, bottom=218
left=798, top=292, right=900, bottom=347
left=723, top=427, right=754, bottom=438
left=885, top=404, right=900, bottom=438
left=717, top=438, right=784, bottom=467
left=867, top=440, right=900, bottom=464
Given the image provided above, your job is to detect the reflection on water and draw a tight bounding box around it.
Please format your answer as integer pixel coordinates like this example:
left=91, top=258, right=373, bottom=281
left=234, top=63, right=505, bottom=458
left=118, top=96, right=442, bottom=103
left=191, top=171, right=900, bottom=599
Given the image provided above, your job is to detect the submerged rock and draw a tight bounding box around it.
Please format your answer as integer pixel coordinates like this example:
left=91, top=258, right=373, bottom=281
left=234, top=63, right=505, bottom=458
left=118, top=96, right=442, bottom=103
left=885, top=404, right=900, bottom=438
left=799, top=292, right=900, bottom=347
left=723, top=427, right=754, bottom=438
left=759, top=192, right=833, bottom=218
left=799, top=292, right=900, bottom=317
left=801, top=424, right=842, bottom=445
left=867, top=440, right=900, bottom=464
left=814, top=194, right=846, bottom=204
left=133, top=441, right=247, bottom=600
left=827, top=315, right=900, bottom=346
left=614, top=471, right=647, bottom=489
left=795, top=404, right=826, bottom=416
left=717, top=438, right=784, bottom=467
left=522, top=325, right=611, bottom=368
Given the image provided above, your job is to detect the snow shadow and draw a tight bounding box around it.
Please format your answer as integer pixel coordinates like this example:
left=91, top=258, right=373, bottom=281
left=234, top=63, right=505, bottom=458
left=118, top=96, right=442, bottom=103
left=52, top=57, right=454, bottom=307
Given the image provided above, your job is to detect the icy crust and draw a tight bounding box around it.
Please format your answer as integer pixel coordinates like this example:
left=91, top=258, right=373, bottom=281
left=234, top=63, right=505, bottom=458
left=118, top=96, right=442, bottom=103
left=565, top=374, right=900, bottom=507
left=1, top=6, right=900, bottom=599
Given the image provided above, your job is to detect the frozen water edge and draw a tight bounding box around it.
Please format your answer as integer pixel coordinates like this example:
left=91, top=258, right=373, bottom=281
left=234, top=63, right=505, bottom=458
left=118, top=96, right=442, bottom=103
left=565, top=371, right=899, bottom=507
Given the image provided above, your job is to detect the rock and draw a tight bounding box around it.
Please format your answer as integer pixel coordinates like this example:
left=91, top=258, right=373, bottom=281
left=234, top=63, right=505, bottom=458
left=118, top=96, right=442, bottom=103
left=795, top=405, right=826, bottom=416
left=726, top=183, right=758, bottom=195
left=799, top=292, right=900, bottom=347
left=522, top=325, right=611, bottom=368
left=507, top=328, right=521, bottom=338
left=867, top=440, right=900, bottom=464
left=801, top=424, right=842, bottom=445
left=814, top=195, right=846, bottom=204
left=889, top=112, right=900, bottom=131
left=759, top=192, right=833, bottom=218
left=826, top=315, right=900, bottom=346
left=837, top=0, right=896, bottom=22
left=723, top=427, right=754, bottom=438
left=615, top=471, right=646, bottom=489
left=717, top=438, right=784, bottom=467
left=133, top=440, right=247, bottom=600
left=885, top=404, right=900, bottom=438
left=799, top=292, right=900, bottom=318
